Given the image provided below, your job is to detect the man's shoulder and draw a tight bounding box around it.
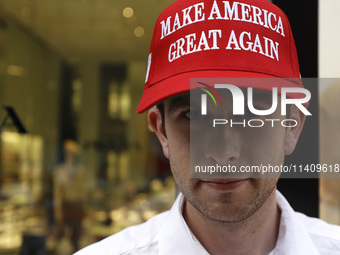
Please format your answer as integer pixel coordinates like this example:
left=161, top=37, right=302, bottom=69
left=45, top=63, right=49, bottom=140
left=294, top=211, right=340, bottom=252
left=74, top=210, right=170, bottom=255
left=295, top=211, right=340, bottom=239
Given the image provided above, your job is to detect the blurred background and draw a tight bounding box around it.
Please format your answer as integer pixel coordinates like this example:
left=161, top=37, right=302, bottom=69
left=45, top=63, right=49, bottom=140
left=0, top=0, right=176, bottom=254
left=0, top=0, right=338, bottom=254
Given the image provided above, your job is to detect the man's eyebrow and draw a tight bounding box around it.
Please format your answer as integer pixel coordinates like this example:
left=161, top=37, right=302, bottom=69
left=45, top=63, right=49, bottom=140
left=249, top=91, right=276, bottom=105
left=167, top=96, right=190, bottom=113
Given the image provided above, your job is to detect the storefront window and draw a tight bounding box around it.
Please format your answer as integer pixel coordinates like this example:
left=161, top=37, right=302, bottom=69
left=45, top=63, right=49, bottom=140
left=0, top=1, right=175, bottom=254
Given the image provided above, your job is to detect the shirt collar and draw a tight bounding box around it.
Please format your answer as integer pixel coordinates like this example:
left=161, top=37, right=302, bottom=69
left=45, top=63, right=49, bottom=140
left=158, top=190, right=319, bottom=255
left=273, top=190, right=319, bottom=255
left=158, top=193, right=201, bottom=255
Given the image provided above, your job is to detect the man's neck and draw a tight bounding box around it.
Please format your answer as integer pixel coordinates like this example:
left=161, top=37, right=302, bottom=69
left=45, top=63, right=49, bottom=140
left=182, top=190, right=281, bottom=255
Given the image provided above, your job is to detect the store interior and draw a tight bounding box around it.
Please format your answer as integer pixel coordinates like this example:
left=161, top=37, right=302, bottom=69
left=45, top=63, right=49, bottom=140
left=0, top=0, right=339, bottom=254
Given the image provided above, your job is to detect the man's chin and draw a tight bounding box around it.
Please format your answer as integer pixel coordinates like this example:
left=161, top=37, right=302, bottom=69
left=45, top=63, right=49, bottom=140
left=186, top=181, right=277, bottom=224
left=193, top=199, right=260, bottom=224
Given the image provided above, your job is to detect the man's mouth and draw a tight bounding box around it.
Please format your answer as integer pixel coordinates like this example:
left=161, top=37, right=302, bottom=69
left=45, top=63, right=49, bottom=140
left=200, top=179, right=249, bottom=191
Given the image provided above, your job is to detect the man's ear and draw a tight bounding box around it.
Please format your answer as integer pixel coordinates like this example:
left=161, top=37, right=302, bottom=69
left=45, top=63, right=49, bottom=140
left=148, top=107, right=170, bottom=158
left=284, top=105, right=306, bottom=155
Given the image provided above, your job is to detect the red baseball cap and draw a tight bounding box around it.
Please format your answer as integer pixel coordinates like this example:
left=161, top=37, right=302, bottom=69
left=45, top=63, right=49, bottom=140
left=137, top=0, right=304, bottom=113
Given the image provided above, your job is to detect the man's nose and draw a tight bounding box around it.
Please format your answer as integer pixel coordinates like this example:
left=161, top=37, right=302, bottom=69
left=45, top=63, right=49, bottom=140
left=204, top=126, right=241, bottom=165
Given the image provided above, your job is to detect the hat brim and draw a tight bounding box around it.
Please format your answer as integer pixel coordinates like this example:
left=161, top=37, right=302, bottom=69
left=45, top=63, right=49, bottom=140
left=137, top=70, right=304, bottom=113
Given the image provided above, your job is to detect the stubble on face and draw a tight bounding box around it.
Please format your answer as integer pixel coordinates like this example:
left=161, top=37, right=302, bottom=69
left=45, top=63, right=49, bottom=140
left=164, top=93, right=286, bottom=225
left=170, top=151, right=279, bottom=224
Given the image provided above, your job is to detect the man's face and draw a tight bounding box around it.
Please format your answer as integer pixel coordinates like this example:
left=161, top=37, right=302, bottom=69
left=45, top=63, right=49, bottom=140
left=148, top=90, right=305, bottom=223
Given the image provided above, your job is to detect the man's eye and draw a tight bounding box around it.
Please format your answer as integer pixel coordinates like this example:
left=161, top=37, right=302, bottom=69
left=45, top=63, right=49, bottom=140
left=184, top=109, right=206, bottom=121
left=244, top=108, right=257, bottom=118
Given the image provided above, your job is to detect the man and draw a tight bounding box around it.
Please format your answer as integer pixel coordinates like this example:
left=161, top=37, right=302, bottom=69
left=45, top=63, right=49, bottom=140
left=75, top=0, right=340, bottom=254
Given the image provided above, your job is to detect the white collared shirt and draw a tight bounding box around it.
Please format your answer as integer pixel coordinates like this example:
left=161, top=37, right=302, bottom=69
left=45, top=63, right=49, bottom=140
left=75, top=190, right=340, bottom=255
